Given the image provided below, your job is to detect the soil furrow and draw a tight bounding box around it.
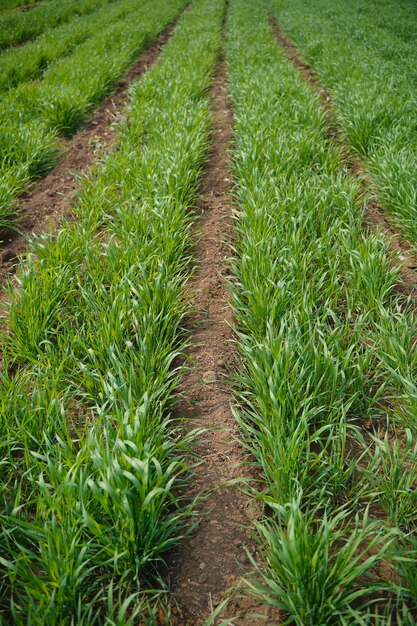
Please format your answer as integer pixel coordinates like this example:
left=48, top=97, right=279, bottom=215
left=17, top=3, right=38, bottom=12
left=271, top=16, right=417, bottom=300
left=169, top=51, right=278, bottom=626
left=0, top=14, right=182, bottom=292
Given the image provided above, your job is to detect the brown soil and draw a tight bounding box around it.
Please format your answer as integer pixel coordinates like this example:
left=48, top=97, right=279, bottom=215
left=11, top=1, right=41, bottom=12
left=168, top=56, right=280, bottom=626
left=0, top=16, right=181, bottom=294
left=271, top=16, right=417, bottom=299
left=17, top=3, right=36, bottom=11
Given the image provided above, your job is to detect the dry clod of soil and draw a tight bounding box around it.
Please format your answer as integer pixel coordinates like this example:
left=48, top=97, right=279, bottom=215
left=202, top=370, right=218, bottom=383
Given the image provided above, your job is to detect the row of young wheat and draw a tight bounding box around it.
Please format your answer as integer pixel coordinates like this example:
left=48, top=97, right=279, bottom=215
left=2, top=0, right=417, bottom=622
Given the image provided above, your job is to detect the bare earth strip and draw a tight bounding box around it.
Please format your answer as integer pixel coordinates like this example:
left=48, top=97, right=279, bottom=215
left=169, top=54, right=279, bottom=626
left=271, top=16, right=417, bottom=300
left=0, top=16, right=182, bottom=290
left=16, top=3, right=38, bottom=12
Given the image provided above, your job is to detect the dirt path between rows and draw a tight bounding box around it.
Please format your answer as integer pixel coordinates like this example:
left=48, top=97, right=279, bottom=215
left=16, top=3, right=37, bottom=12
left=271, top=16, right=417, bottom=299
left=0, top=15, right=182, bottom=294
left=168, top=50, right=279, bottom=626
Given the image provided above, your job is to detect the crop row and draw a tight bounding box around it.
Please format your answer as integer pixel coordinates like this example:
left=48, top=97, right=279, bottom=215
left=0, top=0, right=147, bottom=93
left=0, top=0, right=223, bottom=622
left=226, top=0, right=417, bottom=622
left=1, top=0, right=416, bottom=622
left=0, top=0, right=186, bottom=231
left=268, top=0, right=417, bottom=247
left=0, top=0, right=121, bottom=50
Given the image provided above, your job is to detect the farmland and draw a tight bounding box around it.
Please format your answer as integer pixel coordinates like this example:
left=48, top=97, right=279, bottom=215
left=268, top=0, right=417, bottom=245
left=1, top=0, right=417, bottom=623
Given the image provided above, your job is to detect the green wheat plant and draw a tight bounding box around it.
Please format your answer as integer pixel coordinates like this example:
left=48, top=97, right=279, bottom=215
left=0, top=0, right=187, bottom=230
left=267, top=0, right=417, bottom=248
left=246, top=495, right=392, bottom=625
left=0, top=0, right=117, bottom=50
left=226, top=0, right=417, bottom=621
left=0, top=0, right=224, bottom=621
left=0, top=0, right=146, bottom=93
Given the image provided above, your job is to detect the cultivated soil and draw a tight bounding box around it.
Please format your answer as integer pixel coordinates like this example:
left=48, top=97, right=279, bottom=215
left=168, top=51, right=280, bottom=625
left=17, top=2, right=38, bottom=11
left=16, top=3, right=36, bottom=11
left=5, top=4, right=414, bottom=624
left=0, top=17, right=181, bottom=294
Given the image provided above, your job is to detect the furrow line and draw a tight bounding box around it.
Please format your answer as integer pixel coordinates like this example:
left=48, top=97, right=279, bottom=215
left=170, top=40, right=277, bottom=626
left=12, top=2, right=39, bottom=12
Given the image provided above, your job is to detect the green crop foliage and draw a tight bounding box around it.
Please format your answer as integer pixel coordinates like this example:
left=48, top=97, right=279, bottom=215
left=0, top=0, right=46, bottom=13
left=226, top=0, right=417, bottom=621
left=248, top=498, right=392, bottom=624
left=0, top=0, right=146, bottom=93
left=0, top=0, right=119, bottom=50
left=2, top=0, right=416, bottom=621
left=268, top=0, right=417, bottom=246
left=0, top=0, right=186, bottom=230
left=0, top=0, right=224, bottom=621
